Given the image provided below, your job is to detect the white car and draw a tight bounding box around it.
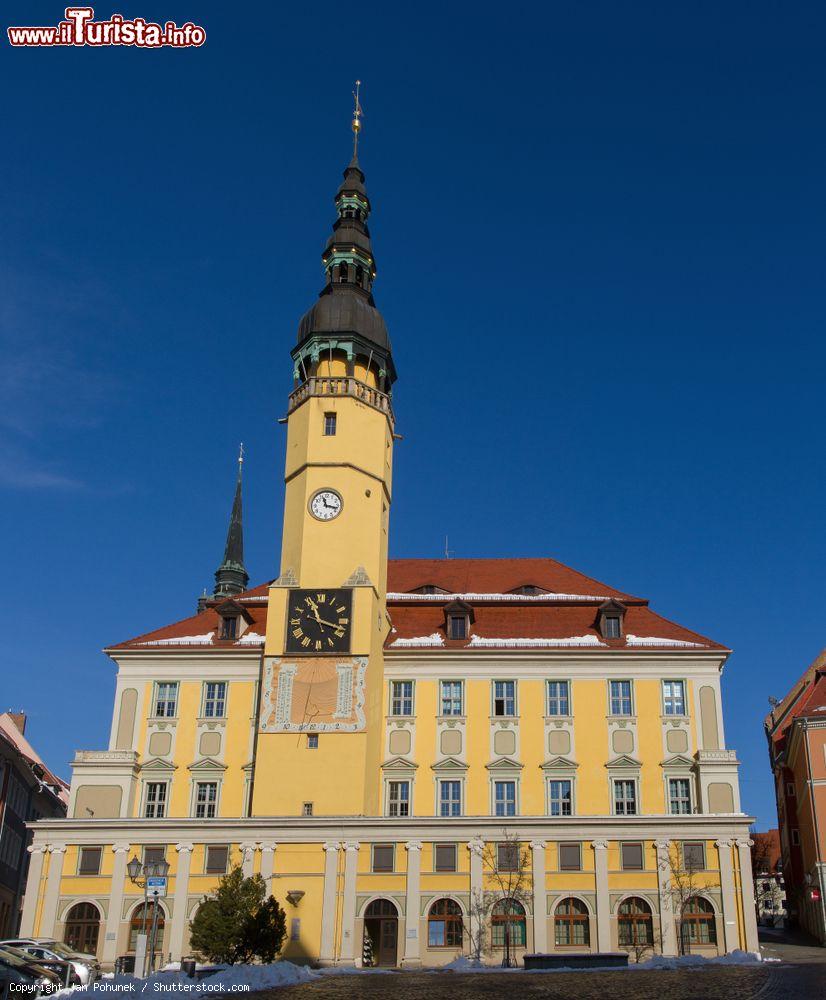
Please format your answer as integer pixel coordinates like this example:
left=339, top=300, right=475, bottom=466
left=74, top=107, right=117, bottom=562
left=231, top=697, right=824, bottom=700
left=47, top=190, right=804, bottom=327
left=0, top=940, right=99, bottom=986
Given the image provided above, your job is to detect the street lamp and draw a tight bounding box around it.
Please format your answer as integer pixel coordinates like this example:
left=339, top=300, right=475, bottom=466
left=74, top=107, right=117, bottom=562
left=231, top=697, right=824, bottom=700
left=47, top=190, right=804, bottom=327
left=127, top=855, right=170, bottom=976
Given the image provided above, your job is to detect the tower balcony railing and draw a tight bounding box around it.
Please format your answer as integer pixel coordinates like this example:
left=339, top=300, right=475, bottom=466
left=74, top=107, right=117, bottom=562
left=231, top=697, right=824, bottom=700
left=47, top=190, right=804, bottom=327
left=288, top=375, right=394, bottom=424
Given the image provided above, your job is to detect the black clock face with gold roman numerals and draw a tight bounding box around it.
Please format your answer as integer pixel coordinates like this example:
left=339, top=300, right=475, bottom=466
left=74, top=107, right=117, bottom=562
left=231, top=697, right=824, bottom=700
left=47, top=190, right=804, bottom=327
left=285, top=589, right=353, bottom=654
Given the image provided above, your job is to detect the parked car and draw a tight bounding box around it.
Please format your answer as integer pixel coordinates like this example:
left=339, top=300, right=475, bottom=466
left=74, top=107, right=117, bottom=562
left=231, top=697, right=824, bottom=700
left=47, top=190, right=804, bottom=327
left=0, top=947, right=79, bottom=988
left=0, top=947, right=64, bottom=996
left=0, top=939, right=99, bottom=986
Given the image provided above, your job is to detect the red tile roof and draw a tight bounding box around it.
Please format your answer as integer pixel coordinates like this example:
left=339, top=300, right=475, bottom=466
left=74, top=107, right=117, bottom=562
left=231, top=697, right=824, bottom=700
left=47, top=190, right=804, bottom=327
left=109, top=558, right=725, bottom=652
left=765, top=648, right=826, bottom=751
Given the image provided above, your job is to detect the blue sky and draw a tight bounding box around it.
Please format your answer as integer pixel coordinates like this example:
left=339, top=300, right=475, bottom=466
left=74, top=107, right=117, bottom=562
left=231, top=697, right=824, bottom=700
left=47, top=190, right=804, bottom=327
left=1, top=1, right=823, bottom=827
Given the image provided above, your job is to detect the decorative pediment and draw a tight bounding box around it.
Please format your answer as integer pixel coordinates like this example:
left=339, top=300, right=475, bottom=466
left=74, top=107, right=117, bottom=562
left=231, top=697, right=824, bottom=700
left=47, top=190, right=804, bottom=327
left=540, top=756, right=580, bottom=771
left=187, top=757, right=228, bottom=773
left=660, top=754, right=696, bottom=769
left=380, top=755, right=418, bottom=772
left=343, top=566, right=373, bottom=587
left=485, top=757, right=524, bottom=771
left=431, top=756, right=469, bottom=772
left=140, top=757, right=177, bottom=772
left=605, top=754, right=642, bottom=770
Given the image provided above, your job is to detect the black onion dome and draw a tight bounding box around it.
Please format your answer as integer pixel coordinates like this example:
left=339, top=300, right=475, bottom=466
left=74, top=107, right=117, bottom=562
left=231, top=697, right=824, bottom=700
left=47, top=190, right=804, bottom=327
left=297, top=285, right=391, bottom=352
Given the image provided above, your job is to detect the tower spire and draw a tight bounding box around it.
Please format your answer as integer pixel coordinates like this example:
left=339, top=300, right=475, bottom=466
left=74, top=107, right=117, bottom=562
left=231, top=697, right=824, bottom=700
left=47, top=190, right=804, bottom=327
left=213, top=445, right=249, bottom=599
left=351, top=79, right=363, bottom=159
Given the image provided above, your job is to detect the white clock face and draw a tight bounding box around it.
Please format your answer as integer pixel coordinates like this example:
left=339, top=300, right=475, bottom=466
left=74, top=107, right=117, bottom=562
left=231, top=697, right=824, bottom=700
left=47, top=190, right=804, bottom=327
left=310, top=489, right=342, bottom=521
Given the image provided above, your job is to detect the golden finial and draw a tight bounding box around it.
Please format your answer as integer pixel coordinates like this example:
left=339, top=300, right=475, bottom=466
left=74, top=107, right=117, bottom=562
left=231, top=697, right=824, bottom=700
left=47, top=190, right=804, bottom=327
left=352, top=80, right=363, bottom=156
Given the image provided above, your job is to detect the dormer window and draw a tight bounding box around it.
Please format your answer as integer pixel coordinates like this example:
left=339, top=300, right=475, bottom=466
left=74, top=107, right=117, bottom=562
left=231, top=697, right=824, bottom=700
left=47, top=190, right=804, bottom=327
left=412, top=585, right=449, bottom=595
left=220, top=616, right=238, bottom=640
left=510, top=585, right=547, bottom=596
left=215, top=599, right=252, bottom=641
left=443, top=600, right=474, bottom=641
left=597, top=599, right=627, bottom=640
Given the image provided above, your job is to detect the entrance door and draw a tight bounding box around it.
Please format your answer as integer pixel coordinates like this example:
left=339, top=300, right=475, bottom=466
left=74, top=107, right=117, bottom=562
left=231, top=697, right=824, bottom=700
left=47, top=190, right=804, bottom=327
left=377, top=917, right=398, bottom=966
left=363, top=899, right=399, bottom=967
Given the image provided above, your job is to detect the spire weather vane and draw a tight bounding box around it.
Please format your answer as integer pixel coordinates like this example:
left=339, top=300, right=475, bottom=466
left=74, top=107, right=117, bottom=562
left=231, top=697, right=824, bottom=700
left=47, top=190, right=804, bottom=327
left=238, top=442, right=244, bottom=468
left=352, top=80, right=363, bottom=156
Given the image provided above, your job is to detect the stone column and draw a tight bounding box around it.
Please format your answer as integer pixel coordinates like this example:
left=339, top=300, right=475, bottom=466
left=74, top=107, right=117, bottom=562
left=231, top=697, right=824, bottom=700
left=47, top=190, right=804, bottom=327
left=19, top=845, right=48, bottom=936
left=592, top=840, right=611, bottom=952
left=654, top=840, right=677, bottom=955
left=735, top=839, right=760, bottom=953
left=168, top=844, right=194, bottom=962
left=318, top=843, right=340, bottom=966
left=260, top=843, right=278, bottom=890
left=530, top=841, right=547, bottom=953
left=468, top=837, right=485, bottom=957
left=39, top=845, right=66, bottom=937
left=338, top=842, right=360, bottom=965
left=102, top=843, right=131, bottom=966
left=401, top=841, right=423, bottom=967
left=715, top=839, right=739, bottom=953
left=239, top=842, right=258, bottom=878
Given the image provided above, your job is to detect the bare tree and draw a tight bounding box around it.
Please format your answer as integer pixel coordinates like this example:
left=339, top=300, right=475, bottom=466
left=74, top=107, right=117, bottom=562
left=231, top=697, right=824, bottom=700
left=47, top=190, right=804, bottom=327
left=465, top=887, right=491, bottom=963
left=481, top=831, right=532, bottom=968
left=659, top=843, right=720, bottom=954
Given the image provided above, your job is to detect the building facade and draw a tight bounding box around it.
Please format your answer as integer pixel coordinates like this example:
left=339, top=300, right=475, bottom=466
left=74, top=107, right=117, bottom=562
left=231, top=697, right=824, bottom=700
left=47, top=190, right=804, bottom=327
left=751, top=829, right=786, bottom=927
left=22, top=136, right=759, bottom=968
left=0, top=713, right=67, bottom=937
left=764, top=650, right=826, bottom=945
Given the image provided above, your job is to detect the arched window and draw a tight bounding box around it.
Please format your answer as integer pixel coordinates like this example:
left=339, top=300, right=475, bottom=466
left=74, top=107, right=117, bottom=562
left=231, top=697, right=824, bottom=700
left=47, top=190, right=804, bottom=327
left=681, top=897, right=717, bottom=946
left=491, top=899, right=526, bottom=947
left=355, top=265, right=365, bottom=287
left=364, top=898, right=398, bottom=919
left=554, top=897, right=590, bottom=946
left=617, top=897, right=653, bottom=946
left=129, top=901, right=165, bottom=953
left=337, top=263, right=350, bottom=283
left=427, top=898, right=463, bottom=947
left=64, top=902, right=101, bottom=954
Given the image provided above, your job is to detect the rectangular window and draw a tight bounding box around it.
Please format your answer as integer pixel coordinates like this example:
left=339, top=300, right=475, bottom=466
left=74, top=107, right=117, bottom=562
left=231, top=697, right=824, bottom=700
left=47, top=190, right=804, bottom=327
left=77, top=847, right=102, bottom=875
left=669, top=777, right=692, bottom=814
left=307, top=734, right=319, bottom=749
left=434, top=844, right=457, bottom=872
left=220, top=616, right=237, bottom=640
left=663, top=680, right=686, bottom=716
left=621, top=842, right=644, bottom=870
left=493, top=680, right=516, bottom=717
left=604, top=615, right=621, bottom=638
left=323, top=412, right=337, bottom=436
left=388, top=780, right=410, bottom=817
left=613, top=779, right=637, bottom=815
left=497, top=842, right=520, bottom=871
left=143, top=846, right=166, bottom=867
left=786, top=782, right=795, bottom=797
left=609, top=680, right=633, bottom=716
left=195, top=781, right=218, bottom=818
left=372, top=844, right=394, bottom=873
left=546, top=680, right=570, bottom=716
left=302, top=802, right=313, bottom=816
left=153, top=682, right=178, bottom=718
left=559, top=842, right=582, bottom=871
left=390, top=681, right=414, bottom=716
left=448, top=615, right=467, bottom=640
left=144, top=783, right=167, bottom=818
left=440, top=680, right=463, bottom=716
left=205, top=845, right=228, bottom=874
left=203, top=681, right=227, bottom=718
left=682, top=841, right=705, bottom=871
left=439, top=780, right=462, bottom=817
left=791, top=829, right=800, bottom=846
left=548, top=779, right=573, bottom=816
left=494, top=780, right=517, bottom=817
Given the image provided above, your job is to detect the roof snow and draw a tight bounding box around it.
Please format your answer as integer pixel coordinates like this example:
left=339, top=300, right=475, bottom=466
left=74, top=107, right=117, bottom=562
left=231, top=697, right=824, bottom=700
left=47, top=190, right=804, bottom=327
left=137, top=632, right=215, bottom=646
left=236, top=631, right=265, bottom=645
left=467, top=635, right=606, bottom=648
left=387, top=591, right=611, bottom=603
left=389, top=633, right=445, bottom=648
left=625, top=634, right=706, bottom=648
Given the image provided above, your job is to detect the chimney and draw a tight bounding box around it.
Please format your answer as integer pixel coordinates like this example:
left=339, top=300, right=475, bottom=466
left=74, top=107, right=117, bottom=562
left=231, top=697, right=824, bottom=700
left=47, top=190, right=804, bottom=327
left=7, top=712, right=26, bottom=736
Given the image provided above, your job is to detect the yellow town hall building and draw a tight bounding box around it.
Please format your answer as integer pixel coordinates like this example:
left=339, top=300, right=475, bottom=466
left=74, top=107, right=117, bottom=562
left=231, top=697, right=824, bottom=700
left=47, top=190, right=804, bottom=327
left=22, top=122, right=759, bottom=968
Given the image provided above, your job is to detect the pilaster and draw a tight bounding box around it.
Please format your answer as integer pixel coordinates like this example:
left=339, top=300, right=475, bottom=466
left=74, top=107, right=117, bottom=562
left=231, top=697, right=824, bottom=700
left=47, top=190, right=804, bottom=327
left=654, top=840, right=677, bottom=955
left=530, top=840, right=547, bottom=953
left=168, top=844, right=194, bottom=962
left=19, top=845, right=48, bottom=936
left=468, top=837, right=485, bottom=956
left=260, top=843, right=278, bottom=888
left=40, top=845, right=66, bottom=936
left=338, top=842, right=360, bottom=965
left=735, top=838, right=760, bottom=953
left=318, top=843, right=340, bottom=966
left=239, top=841, right=258, bottom=878
left=401, top=841, right=423, bottom=967
left=715, top=838, right=739, bottom=953
left=102, top=843, right=131, bottom=965
left=592, top=840, right=610, bottom=951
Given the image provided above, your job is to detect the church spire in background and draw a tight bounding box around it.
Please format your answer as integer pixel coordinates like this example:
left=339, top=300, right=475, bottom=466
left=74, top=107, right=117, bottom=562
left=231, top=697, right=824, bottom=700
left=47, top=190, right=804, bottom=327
left=213, top=445, right=249, bottom=599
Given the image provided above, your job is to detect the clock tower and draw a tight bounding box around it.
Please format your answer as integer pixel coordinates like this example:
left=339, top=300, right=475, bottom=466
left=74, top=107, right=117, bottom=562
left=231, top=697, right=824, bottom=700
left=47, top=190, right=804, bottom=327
left=252, top=111, right=397, bottom=817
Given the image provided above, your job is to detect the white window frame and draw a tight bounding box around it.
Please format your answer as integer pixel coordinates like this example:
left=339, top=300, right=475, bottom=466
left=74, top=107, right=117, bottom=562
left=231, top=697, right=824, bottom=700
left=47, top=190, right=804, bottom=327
left=492, top=680, right=517, bottom=718
left=202, top=681, right=227, bottom=719
left=547, top=777, right=574, bottom=817
left=667, top=776, right=693, bottom=815
left=546, top=679, right=571, bottom=717
left=493, top=779, right=518, bottom=817
left=390, top=680, right=414, bottom=717
left=143, top=781, right=168, bottom=818
left=612, top=777, right=638, bottom=816
left=662, top=679, right=687, bottom=717
left=387, top=779, right=411, bottom=817
left=609, top=679, right=633, bottom=717
left=438, top=779, right=462, bottom=817
left=153, top=682, right=178, bottom=719
left=193, top=780, right=219, bottom=818
left=439, top=680, right=464, bottom=717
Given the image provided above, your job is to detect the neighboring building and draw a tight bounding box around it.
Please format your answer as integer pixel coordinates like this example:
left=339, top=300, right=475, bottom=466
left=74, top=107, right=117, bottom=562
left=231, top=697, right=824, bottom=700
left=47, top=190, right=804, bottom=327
left=765, top=650, right=826, bottom=945
left=22, top=120, right=759, bottom=968
left=751, top=829, right=786, bottom=926
left=0, top=713, right=68, bottom=936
